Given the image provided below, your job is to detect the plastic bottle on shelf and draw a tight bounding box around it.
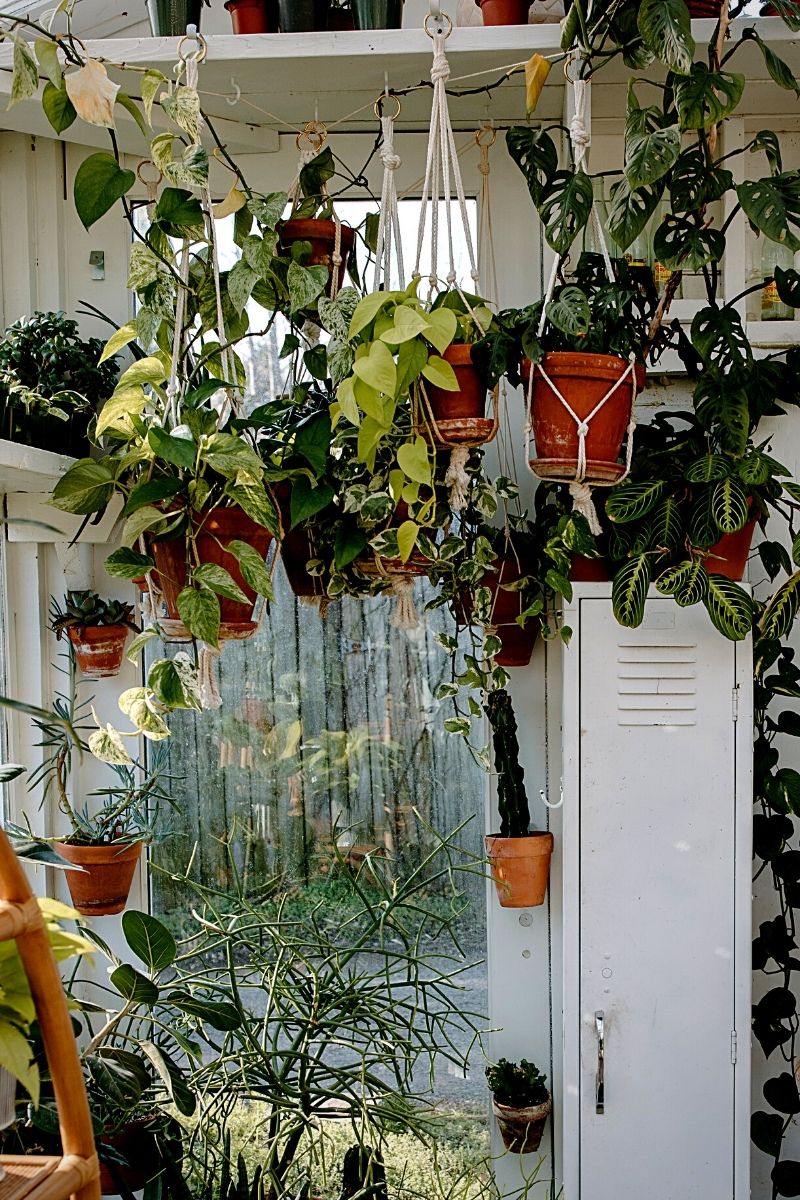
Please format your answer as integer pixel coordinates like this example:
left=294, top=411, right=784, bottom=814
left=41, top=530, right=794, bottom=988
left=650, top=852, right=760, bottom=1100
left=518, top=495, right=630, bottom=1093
left=761, top=240, right=794, bottom=321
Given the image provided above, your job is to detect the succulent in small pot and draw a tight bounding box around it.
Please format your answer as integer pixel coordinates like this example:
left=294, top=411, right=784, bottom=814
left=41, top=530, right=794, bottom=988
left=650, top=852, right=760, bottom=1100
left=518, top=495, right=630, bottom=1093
left=485, top=689, right=553, bottom=908
left=50, top=592, right=138, bottom=679
left=486, top=1058, right=551, bottom=1153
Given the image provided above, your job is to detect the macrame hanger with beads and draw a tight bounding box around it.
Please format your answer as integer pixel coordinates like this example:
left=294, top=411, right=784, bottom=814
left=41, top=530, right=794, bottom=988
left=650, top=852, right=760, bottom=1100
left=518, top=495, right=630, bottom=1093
left=287, top=122, right=345, bottom=300
left=524, top=59, right=638, bottom=536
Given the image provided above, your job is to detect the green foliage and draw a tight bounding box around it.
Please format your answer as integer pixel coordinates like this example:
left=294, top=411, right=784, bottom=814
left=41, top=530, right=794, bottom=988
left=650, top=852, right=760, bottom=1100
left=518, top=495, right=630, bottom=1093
left=485, top=691, right=530, bottom=838
left=49, top=590, right=137, bottom=637
left=485, top=1058, right=549, bottom=1109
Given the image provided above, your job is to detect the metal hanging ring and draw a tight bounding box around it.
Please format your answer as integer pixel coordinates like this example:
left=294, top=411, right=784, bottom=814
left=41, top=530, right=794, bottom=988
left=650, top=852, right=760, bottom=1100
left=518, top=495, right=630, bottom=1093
left=136, top=160, right=163, bottom=187
left=423, top=10, right=453, bottom=36
left=177, top=30, right=208, bottom=62
left=475, top=125, right=497, bottom=148
left=296, top=121, right=327, bottom=152
left=373, top=94, right=402, bottom=121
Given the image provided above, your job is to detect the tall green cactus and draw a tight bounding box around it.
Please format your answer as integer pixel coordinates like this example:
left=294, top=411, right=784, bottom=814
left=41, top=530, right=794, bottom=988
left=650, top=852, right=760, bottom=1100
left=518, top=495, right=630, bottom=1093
left=485, top=689, right=531, bottom=838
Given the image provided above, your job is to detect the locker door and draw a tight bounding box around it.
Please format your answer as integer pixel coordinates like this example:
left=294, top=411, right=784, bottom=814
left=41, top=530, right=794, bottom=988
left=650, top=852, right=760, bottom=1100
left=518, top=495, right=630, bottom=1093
left=576, top=597, right=737, bottom=1200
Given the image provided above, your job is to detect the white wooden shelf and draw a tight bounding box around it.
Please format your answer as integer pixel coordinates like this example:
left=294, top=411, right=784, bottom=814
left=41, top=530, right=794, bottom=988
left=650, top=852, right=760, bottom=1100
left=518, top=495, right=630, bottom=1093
left=0, top=17, right=796, bottom=142
left=0, top=439, right=76, bottom=493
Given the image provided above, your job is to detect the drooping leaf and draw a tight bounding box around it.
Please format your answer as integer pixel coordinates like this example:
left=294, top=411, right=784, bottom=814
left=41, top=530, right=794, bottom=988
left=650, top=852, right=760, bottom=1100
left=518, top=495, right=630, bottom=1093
left=656, top=559, right=709, bottom=607
left=193, top=563, right=250, bottom=605
left=9, top=38, right=39, bottom=110
left=738, top=174, right=800, bottom=252
left=141, top=1042, right=196, bottom=1116
left=691, top=307, right=752, bottom=372
left=761, top=572, right=800, bottom=640
left=637, top=0, right=695, bottom=76
left=73, top=153, right=135, bottom=230
left=176, top=586, right=220, bottom=648
left=51, top=458, right=115, bottom=515
left=288, top=478, right=334, bottom=528
left=287, top=262, right=329, bottom=312
left=539, top=171, right=594, bottom=255
left=624, top=106, right=681, bottom=189
left=42, top=81, right=76, bottom=133
left=703, top=575, right=753, bottom=640
left=747, top=29, right=800, bottom=97
left=505, top=126, right=559, bottom=207
left=165, top=991, right=242, bottom=1031
left=607, top=177, right=662, bottom=251
left=606, top=480, right=665, bottom=524
left=105, top=547, right=155, bottom=579
left=612, top=555, right=652, bottom=627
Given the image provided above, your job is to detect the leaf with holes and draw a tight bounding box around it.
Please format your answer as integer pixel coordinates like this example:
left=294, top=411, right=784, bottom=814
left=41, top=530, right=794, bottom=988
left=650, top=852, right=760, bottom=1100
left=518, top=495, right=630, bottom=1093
left=674, top=64, right=745, bottom=130
left=703, top=575, right=753, bottom=641
left=691, top=307, right=752, bottom=372
left=652, top=218, right=725, bottom=272
left=774, top=265, right=800, bottom=309
left=670, top=148, right=733, bottom=212
left=656, top=559, right=709, bottom=607
left=612, top=555, right=652, bottom=628
left=505, top=126, right=559, bottom=207
left=546, top=286, right=590, bottom=337
left=737, top=175, right=800, bottom=253
left=607, top=177, right=662, bottom=252
left=538, top=171, right=594, bottom=255
left=693, top=372, right=749, bottom=458
left=624, top=106, right=681, bottom=190
left=605, top=480, right=665, bottom=524
left=637, top=0, right=694, bottom=75
left=712, top=477, right=749, bottom=534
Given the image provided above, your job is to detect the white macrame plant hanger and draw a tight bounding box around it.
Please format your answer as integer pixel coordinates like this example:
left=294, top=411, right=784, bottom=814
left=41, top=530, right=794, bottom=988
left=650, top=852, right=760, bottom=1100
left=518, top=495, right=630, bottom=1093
left=525, top=69, right=639, bottom=536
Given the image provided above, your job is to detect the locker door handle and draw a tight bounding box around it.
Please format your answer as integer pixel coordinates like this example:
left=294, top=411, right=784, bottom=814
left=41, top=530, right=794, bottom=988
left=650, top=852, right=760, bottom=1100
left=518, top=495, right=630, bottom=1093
left=595, top=1010, right=605, bottom=1114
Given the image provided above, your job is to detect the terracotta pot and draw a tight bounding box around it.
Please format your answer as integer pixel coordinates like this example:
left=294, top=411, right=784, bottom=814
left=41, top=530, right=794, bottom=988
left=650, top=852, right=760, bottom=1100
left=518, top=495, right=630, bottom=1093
left=477, top=0, right=529, bottom=22
left=281, top=527, right=327, bottom=598
left=492, top=1095, right=551, bottom=1153
left=570, top=554, right=611, bottom=582
left=701, top=518, right=757, bottom=581
left=66, top=625, right=129, bottom=679
left=457, top=558, right=539, bottom=667
left=525, top=352, right=645, bottom=485
left=225, top=0, right=272, bottom=31
left=686, top=0, right=722, bottom=13
left=57, top=841, right=142, bottom=917
left=99, top=1121, right=160, bottom=1195
left=328, top=6, right=355, bottom=25
left=425, top=344, right=493, bottom=447
left=150, top=506, right=273, bottom=640
left=485, top=831, right=554, bottom=908
left=277, top=219, right=354, bottom=293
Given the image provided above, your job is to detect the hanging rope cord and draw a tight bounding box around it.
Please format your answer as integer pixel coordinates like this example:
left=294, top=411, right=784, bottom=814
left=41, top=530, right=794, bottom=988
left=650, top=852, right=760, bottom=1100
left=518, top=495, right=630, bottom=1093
left=524, top=70, right=638, bottom=536
left=372, top=97, right=405, bottom=292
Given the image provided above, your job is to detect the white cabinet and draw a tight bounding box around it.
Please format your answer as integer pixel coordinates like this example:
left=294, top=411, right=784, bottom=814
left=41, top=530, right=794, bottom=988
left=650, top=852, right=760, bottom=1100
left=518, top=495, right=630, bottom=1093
left=561, top=588, right=752, bottom=1200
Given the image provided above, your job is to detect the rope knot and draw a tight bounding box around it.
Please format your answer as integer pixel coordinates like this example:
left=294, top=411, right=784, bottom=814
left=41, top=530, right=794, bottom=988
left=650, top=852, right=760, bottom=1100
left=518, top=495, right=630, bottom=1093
left=576, top=420, right=589, bottom=438
left=478, top=160, right=490, bottom=176
left=431, top=40, right=450, bottom=83
left=446, top=270, right=457, bottom=285
left=569, top=113, right=591, bottom=166
left=444, top=445, right=471, bottom=512
left=380, top=149, right=402, bottom=171
left=569, top=481, right=602, bottom=536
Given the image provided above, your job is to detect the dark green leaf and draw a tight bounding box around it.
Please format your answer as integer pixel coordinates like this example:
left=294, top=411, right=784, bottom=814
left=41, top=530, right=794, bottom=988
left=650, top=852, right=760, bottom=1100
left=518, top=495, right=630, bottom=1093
left=335, top=526, right=367, bottom=570
left=148, top=427, right=197, bottom=470
left=607, top=177, right=662, bottom=251
left=637, top=0, right=694, bottom=76
left=290, top=477, right=334, bottom=526
left=165, top=990, right=242, bottom=1031
left=624, top=106, right=680, bottom=189
left=691, top=307, right=752, bottom=372
left=141, top=1042, right=196, bottom=1116
left=505, top=127, right=559, bottom=207
left=294, top=410, right=331, bottom=475
left=539, top=171, right=594, bottom=255
left=762, top=572, right=800, bottom=639
left=612, top=554, right=652, bottom=627
left=674, top=64, right=744, bottom=130
left=703, top=575, right=753, bottom=640
left=652, top=217, right=725, bottom=271
left=685, top=454, right=730, bottom=483
left=711, top=477, right=749, bottom=534
left=154, top=187, right=205, bottom=232
left=109, top=964, right=160, bottom=1005
left=670, top=148, right=733, bottom=212
left=124, top=477, right=185, bottom=515
left=42, top=82, right=76, bottom=134
left=546, top=285, right=590, bottom=337
left=122, top=909, right=177, bottom=971
left=747, top=29, right=800, bottom=96
left=737, top=174, right=800, bottom=252
left=606, top=480, right=665, bottom=523
left=74, top=153, right=135, bottom=230
left=656, top=559, right=708, bottom=607
left=227, top=540, right=274, bottom=600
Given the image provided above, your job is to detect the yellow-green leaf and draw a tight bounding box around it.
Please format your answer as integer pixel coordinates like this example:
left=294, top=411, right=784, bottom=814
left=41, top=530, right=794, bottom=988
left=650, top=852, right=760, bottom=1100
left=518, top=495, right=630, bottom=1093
left=421, top=355, right=459, bottom=392
left=525, top=53, right=551, bottom=115
left=352, top=340, right=397, bottom=397
left=397, top=436, right=432, bottom=486
left=397, top=519, right=420, bottom=564
left=423, top=308, right=458, bottom=354
left=100, top=321, right=139, bottom=363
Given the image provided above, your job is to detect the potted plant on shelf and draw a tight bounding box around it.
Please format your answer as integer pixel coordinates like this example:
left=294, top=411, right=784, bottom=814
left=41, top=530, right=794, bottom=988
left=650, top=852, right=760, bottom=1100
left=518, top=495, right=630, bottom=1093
left=476, top=0, right=530, bottom=25
left=485, top=689, right=553, bottom=908
left=351, top=0, right=402, bottom=29
left=0, top=311, right=117, bottom=458
left=50, top=591, right=138, bottom=679
left=486, top=1058, right=552, bottom=1153
left=226, top=0, right=275, bottom=32
left=146, top=0, right=209, bottom=35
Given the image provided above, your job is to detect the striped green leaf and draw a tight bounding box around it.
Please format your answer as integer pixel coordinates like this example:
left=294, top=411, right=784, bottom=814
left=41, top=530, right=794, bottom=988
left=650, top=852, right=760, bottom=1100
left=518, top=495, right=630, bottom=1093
left=704, top=576, right=754, bottom=641
left=612, top=554, right=652, bottom=628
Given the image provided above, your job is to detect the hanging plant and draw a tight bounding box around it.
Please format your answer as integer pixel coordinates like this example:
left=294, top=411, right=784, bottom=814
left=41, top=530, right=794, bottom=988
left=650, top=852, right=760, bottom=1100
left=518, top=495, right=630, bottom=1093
left=50, top=591, right=138, bottom=679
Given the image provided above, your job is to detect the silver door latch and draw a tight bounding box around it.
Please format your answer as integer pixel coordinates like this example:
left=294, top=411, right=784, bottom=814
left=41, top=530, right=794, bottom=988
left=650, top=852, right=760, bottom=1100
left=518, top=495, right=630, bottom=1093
left=595, top=1010, right=605, bottom=1114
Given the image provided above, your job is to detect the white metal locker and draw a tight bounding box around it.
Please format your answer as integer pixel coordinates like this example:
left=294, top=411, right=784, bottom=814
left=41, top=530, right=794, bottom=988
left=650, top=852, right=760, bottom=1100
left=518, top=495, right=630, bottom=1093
left=562, top=587, right=752, bottom=1200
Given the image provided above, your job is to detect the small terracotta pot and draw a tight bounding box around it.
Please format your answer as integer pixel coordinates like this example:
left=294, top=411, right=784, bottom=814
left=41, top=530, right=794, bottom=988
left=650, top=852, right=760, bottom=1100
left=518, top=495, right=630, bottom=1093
left=151, top=506, right=273, bottom=640
left=570, top=554, right=611, bottom=582
left=425, top=344, right=493, bottom=447
left=99, top=1121, right=160, bottom=1195
left=225, top=0, right=272, bottom=31
left=525, top=352, right=645, bottom=485
left=686, top=0, right=722, bottom=13
left=485, top=831, right=554, bottom=908
left=492, top=1095, right=551, bottom=1153
left=57, top=841, right=142, bottom=917
left=701, top=518, right=757, bottom=581
left=66, top=625, right=129, bottom=679
left=457, top=558, right=539, bottom=667
left=477, top=0, right=529, bottom=22
left=278, top=219, right=355, bottom=293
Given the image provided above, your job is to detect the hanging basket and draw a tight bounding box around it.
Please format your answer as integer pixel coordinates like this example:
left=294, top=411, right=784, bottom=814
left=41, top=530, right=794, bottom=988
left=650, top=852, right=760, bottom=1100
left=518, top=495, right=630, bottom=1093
left=456, top=558, right=539, bottom=667
left=277, top=219, right=354, bottom=292
left=525, top=352, right=645, bottom=484
left=56, top=841, right=142, bottom=917
left=424, top=345, right=495, bottom=447
left=491, top=1094, right=552, bottom=1153
left=485, top=830, right=554, bottom=909
left=66, top=626, right=129, bottom=679
left=150, top=505, right=273, bottom=641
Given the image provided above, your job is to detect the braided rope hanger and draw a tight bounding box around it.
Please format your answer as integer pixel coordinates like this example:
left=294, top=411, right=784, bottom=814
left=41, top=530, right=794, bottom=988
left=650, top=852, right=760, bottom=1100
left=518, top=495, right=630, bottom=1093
left=524, top=67, right=638, bottom=536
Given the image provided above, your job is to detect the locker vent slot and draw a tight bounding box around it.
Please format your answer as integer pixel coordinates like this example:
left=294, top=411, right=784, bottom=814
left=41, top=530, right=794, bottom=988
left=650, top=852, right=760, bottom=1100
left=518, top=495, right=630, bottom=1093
left=616, top=642, right=698, bottom=726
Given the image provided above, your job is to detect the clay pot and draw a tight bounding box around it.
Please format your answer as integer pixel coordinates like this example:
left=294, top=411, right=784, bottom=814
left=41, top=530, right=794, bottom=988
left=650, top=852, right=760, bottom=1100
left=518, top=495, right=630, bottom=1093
left=485, top=831, right=554, bottom=908
left=225, top=0, right=272, bottom=31
left=457, top=558, right=539, bottom=667
left=477, top=0, right=529, bottom=22
left=570, top=554, right=611, bottom=582
left=425, top=344, right=493, bottom=447
left=492, top=1095, right=551, bottom=1153
left=525, top=352, right=645, bottom=485
left=701, top=518, right=757, bottom=581
left=281, top=527, right=327, bottom=598
left=57, top=841, right=142, bottom=917
left=66, top=625, right=129, bottom=679
left=278, top=219, right=354, bottom=293
left=150, top=506, right=273, bottom=640
left=99, top=1121, right=160, bottom=1195
left=686, top=0, right=722, bottom=13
